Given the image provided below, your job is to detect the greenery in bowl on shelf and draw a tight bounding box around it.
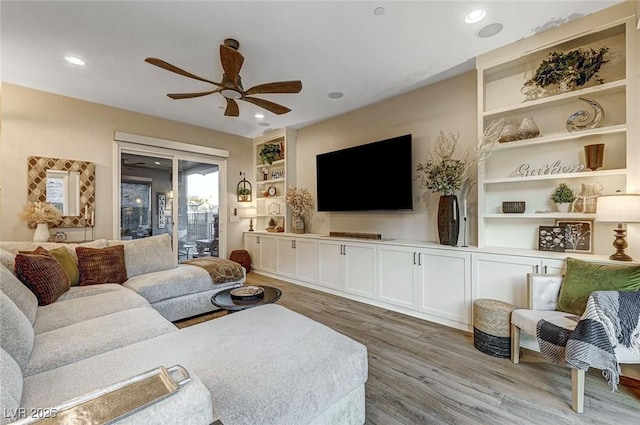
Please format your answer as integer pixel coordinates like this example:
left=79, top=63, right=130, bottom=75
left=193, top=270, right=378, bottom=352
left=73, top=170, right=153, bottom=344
left=550, top=183, right=576, bottom=204
left=259, top=144, right=282, bottom=165
left=237, top=187, right=251, bottom=199
left=523, top=46, right=609, bottom=91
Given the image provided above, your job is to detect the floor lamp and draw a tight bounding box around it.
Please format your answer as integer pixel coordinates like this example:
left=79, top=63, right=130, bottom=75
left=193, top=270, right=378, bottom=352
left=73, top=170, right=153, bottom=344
left=596, top=193, right=640, bottom=261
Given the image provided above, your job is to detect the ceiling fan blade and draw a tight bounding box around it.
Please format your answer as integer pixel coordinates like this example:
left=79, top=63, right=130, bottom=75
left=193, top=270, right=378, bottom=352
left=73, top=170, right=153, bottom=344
left=240, top=96, right=291, bottom=115
left=145, top=57, right=222, bottom=87
left=224, top=98, right=240, bottom=117
left=167, top=89, right=220, bottom=99
left=245, top=81, right=302, bottom=96
left=219, top=45, right=244, bottom=86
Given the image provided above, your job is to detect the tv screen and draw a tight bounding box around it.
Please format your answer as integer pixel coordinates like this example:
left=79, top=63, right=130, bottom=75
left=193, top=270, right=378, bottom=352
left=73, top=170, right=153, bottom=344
left=316, top=134, right=413, bottom=211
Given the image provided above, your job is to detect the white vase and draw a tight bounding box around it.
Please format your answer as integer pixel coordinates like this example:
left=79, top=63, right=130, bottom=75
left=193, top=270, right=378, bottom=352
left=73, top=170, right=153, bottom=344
left=555, top=203, right=571, bottom=213
left=33, top=223, right=51, bottom=242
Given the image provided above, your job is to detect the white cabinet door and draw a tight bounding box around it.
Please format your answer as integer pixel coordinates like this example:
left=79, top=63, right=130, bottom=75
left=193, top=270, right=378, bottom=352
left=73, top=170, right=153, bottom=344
left=542, top=258, right=565, bottom=275
left=244, top=233, right=260, bottom=269
left=317, top=240, right=344, bottom=290
left=472, top=253, right=540, bottom=308
left=259, top=235, right=277, bottom=272
left=419, top=249, right=471, bottom=324
left=295, top=239, right=317, bottom=282
left=276, top=237, right=296, bottom=277
left=377, top=245, right=417, bottom=309
left=343, top=242, right=376, bottom=299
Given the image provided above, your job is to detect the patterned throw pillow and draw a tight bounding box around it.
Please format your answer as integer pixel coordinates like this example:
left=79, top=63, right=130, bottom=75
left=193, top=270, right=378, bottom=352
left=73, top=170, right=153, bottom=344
left=48, top=247, right=80, bottom=286
left=14, top=247, right=70, bottom=306
left=76, top=245, right=128, bottom=285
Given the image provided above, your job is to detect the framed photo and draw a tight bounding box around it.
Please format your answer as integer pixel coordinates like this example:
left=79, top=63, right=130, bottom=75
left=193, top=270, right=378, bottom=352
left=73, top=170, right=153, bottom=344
left=556, top=219, right=593, bottom=254
left=538, top=226, right=566, bottom=252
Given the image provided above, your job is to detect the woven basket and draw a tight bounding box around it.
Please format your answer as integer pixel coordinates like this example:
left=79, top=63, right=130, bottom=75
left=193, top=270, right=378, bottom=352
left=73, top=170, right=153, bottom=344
left=502, top=201, right=525, bottom=214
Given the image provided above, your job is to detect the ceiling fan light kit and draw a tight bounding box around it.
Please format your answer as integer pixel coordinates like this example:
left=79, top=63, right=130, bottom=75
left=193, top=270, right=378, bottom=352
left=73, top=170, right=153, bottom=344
left=145, top=38, right=302, bottom=117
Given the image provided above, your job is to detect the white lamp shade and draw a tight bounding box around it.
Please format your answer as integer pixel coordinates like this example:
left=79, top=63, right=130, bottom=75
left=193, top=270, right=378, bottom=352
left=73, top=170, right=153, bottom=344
left=596, top=194, right=640, bottom=223
left=239, top=208, right=257, bottom=218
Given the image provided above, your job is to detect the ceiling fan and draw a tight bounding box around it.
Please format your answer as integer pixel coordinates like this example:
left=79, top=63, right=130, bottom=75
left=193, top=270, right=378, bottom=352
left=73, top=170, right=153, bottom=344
left=145, top=38, right=302, bottom=117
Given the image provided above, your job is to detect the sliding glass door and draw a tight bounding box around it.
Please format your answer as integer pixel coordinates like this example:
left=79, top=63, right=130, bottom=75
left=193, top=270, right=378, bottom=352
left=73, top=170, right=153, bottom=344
left=116, top=144, right=226, bottom=261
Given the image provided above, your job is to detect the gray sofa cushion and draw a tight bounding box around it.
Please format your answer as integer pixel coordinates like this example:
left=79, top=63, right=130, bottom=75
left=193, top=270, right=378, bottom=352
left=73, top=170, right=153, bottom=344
left=108, top=234, right=177, bottom=278
left=25, top=307, right=177, bottom=376
left=0, top=264, right=38, bottom=325
left=123, top=264, right=217, bottom=304
left=21, top=305, right=368, bottom=425
left=56, top=283, right=127, bottom=301
left=34, top=287, right=152, bottom=334
left=0, top=348, right=23, bottom=425
left=0, top=291, right=34, bottom=371
left=0, top=248, right=16, bottom=274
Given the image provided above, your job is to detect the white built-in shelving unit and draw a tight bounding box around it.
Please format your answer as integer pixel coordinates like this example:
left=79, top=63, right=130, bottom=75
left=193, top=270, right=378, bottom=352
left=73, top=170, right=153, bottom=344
left=476, top=3, right=638, bottom=254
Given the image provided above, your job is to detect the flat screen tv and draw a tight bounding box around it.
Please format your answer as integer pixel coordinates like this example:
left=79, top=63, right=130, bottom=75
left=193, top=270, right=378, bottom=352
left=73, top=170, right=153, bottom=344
left=316, top=134, right=413, bottom=211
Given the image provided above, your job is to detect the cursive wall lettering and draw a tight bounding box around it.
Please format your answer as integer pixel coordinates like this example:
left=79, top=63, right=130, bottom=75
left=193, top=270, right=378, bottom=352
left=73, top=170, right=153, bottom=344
left=515, top=160, right=585, bottom=177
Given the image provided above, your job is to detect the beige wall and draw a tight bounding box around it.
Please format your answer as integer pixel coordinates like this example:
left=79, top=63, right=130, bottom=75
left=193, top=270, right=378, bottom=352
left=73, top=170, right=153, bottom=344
left=296, top=71, right=477, bottom=243
left=0, top=83, right=253, bottom=252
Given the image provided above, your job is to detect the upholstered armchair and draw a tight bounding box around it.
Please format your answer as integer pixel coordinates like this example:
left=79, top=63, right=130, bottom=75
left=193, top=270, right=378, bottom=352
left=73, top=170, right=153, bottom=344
left=511, top=271, right=639, bottom=413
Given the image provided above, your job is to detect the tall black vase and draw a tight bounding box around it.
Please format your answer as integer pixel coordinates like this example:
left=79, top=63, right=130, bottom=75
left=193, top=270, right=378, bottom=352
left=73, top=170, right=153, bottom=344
left=437, top=195, right=459, bottom=246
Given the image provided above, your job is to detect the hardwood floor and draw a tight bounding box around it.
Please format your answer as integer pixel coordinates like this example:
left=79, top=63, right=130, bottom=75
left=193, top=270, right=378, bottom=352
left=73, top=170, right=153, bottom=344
left=176, top=273, right=640, bottom=424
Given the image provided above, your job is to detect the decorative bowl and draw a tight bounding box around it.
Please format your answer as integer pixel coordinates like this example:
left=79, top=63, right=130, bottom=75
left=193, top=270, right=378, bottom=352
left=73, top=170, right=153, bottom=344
left=502, top=201, right=526, bottom=214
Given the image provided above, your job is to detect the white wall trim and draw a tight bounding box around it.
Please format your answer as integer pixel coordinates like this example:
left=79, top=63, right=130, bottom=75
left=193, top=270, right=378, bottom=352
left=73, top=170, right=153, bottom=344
left=114, top=131, right=229, bottom=158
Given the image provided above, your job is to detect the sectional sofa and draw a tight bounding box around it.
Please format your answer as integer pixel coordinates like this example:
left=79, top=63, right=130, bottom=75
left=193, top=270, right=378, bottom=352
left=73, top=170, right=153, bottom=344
left=0, top=235, right=368, bottom=424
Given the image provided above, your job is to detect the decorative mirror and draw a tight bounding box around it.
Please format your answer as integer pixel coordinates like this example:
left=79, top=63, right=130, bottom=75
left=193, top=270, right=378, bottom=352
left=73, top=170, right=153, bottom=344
left=27, top=156, right=96, bottom=228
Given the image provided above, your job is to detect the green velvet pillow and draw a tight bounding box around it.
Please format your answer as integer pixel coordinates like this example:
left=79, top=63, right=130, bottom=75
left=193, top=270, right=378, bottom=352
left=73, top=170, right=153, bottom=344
left=49, top=247, right=80, bottom=286
left=557, top=257, right=640, bottom=315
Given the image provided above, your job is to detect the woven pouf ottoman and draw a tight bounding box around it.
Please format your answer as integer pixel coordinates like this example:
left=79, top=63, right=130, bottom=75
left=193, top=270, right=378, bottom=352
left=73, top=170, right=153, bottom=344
left=229, top=249, right=251, bottom=273
left=473, top=299, right=515, bottom=358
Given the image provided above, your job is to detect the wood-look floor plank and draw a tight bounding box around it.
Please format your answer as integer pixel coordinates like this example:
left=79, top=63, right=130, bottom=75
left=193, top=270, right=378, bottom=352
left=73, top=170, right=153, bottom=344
left=177, top=273, right=640, bottom=424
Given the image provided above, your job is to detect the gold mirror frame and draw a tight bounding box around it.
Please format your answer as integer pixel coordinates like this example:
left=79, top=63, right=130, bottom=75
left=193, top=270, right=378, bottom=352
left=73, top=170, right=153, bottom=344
left=27, top=156, right=95, bottom=228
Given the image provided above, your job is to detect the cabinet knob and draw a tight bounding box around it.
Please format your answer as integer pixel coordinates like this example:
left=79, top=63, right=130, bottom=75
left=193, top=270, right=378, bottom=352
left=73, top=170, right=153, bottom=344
left=413, top=252, right=416, bottom=265
left=543, top=265, right=548, bottom=274
left=418, top=253, right=422, bottom=266
left=535, top=265, right=539, bottom=273
left=257, top=237, right=260, bottom=244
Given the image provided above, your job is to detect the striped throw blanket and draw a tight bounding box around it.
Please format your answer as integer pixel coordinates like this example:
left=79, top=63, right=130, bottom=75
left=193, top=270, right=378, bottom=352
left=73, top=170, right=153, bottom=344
left=536, top=291, right=640, bottom=391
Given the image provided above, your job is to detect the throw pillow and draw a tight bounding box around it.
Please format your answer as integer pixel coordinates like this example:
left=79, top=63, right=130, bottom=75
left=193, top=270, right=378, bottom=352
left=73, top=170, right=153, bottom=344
left=48, top=247, right=80, bottom=286
left=557, top=257, right=640, bottom=315
left=14, top=247, right=70, bottom=306
left=76, top=245, right=128, bottom=285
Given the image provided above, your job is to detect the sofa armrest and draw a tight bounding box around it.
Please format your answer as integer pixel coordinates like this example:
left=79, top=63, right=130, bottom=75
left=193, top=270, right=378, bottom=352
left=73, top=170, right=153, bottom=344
left=527, top=273, right=563, bottom=311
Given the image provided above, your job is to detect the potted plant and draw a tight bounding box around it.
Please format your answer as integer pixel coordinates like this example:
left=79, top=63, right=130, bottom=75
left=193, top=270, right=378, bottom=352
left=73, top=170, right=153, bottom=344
left=416, top=132, right=472, bottom=246
left=19, top=201, right=63, bottom=241
left=551, top=183, right=576, bottom=213
left=523, top=46, right=609, bottom=95
left=237, top=187, right=251, bottom=202
left=259, top=144, right=282, bottom=165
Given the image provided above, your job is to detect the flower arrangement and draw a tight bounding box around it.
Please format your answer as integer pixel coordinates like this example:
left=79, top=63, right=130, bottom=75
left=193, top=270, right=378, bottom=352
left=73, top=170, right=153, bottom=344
left=523, top=46, right=609, bottom=91
left=285, top=186, right=314, bottom=218
left=417, top=132, right=472, bottom=196
left=19, top=201, right=63, bottom=226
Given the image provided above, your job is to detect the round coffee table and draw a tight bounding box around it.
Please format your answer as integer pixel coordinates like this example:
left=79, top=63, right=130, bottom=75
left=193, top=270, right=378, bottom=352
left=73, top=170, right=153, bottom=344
left=211, top=285, right=282, bottom=312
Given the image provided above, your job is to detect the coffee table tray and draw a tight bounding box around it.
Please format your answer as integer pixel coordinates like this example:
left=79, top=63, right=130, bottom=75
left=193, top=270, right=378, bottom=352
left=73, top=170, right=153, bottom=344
left=13, top=365, right=191, bottom=424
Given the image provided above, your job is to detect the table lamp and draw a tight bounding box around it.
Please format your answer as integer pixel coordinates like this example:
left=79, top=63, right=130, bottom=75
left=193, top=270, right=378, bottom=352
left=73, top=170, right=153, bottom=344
left=596, top=193, right=640, bottom=261
left=239, top=207, right=257, bottom=231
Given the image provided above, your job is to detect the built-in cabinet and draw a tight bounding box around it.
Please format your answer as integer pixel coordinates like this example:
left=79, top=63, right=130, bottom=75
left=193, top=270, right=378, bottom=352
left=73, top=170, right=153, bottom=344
left=252, top=128, right=297, bottom=234
left=244, top=232, right=605, bottom=331
left=476, top=6, right=638, bottom=254
left=317, top=239, right=376, bottom=298
left=275, top=236, right=317, bottom=283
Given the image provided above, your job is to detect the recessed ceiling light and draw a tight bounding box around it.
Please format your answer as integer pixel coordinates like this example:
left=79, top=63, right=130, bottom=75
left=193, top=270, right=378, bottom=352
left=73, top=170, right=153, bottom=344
left=254, top=113, right=265, bottom=119
left=373, top=7, right=385, bottom=16
left=259, top=122, right=270, bottom=127
left=154, top=161, right=161, bottom=165
left=478, top=23, right=504, bottom=38
left=328, top=91, right=344, bottom=99
left=65, top=56, right=86, bottom=66
left=465, top=9, right=486, bottom=24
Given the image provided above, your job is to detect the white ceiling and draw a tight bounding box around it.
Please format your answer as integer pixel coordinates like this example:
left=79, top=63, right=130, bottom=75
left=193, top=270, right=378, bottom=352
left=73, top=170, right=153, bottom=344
left=1, top=1, right=623, bottom=138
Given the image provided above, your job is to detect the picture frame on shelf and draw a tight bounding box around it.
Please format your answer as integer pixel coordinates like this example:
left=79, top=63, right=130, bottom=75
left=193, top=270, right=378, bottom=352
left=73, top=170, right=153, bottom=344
left=556, top=219, right=593, bottom=254
left=538, top=226, right=566, bottom=252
